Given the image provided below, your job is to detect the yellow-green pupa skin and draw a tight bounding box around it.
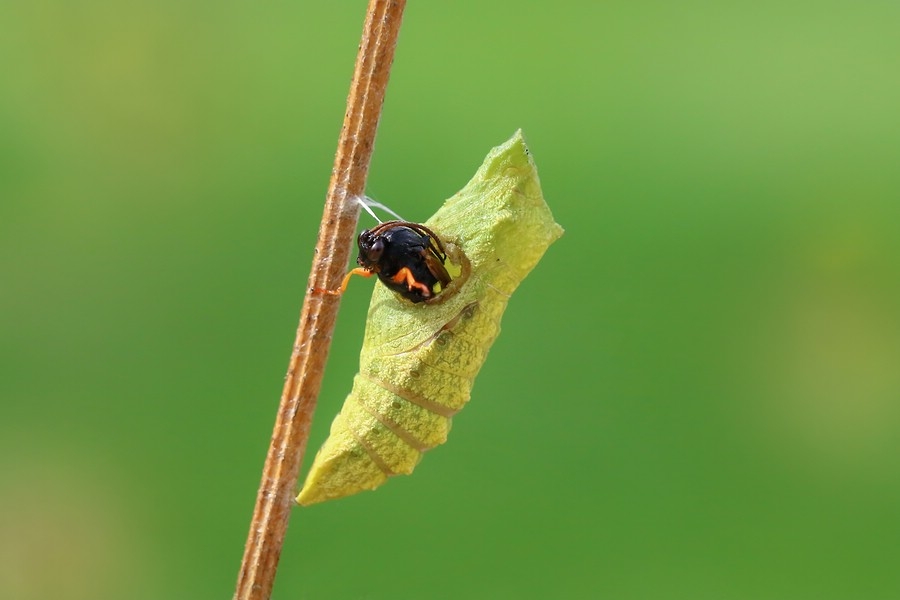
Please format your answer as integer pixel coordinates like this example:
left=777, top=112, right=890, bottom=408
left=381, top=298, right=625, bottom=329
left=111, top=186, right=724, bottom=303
left=297, top=130, right=563, bottom=506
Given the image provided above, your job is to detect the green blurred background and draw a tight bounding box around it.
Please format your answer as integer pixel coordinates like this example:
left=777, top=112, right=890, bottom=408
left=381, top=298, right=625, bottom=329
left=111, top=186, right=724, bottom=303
left=2, top=2, right=900, bottom=599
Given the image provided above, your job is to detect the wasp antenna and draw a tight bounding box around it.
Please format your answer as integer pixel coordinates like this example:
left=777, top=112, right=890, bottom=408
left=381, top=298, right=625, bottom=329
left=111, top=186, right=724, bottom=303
left=358, top=195, right=406, bottom=222
left=355, top=195, right=383, bottom=224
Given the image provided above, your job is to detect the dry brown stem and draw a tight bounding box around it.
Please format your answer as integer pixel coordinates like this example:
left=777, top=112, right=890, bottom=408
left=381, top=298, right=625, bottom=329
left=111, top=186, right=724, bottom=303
left=233, top=2, right=406, bottom=598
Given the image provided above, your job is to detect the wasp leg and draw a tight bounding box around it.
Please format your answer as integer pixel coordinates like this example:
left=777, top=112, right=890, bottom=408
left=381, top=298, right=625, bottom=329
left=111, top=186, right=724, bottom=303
left=391, top=267, right=432, bottom=297
left=313, top=268, right=373, bottom=296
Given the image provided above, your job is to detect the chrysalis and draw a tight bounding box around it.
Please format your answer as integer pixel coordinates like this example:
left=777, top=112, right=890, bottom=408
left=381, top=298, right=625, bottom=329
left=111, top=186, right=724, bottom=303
left=297, top=130, right=563, bottom=505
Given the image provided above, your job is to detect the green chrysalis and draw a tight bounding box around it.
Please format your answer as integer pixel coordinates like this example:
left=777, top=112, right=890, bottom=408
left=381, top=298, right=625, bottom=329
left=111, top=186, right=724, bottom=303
left=297, top=130, right=563, bottom=506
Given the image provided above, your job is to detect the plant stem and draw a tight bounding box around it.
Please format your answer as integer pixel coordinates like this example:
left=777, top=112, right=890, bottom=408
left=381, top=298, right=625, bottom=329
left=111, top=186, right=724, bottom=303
left=233, top=2, right=406, bottom=598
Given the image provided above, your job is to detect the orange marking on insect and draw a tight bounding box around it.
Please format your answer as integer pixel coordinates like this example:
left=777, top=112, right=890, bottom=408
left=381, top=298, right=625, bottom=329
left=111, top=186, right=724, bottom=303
left=391, top=267, right=431, bottom=297
left=312, top=267, right=374, bottom=296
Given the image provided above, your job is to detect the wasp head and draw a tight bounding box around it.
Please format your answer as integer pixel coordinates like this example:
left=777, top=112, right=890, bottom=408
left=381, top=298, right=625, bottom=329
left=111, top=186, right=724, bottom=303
left=356, top=229, right=385, bottom=272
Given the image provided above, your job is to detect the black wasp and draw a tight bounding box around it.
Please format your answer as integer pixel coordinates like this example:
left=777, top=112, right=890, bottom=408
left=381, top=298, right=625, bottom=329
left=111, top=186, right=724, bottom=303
left=338, top=220, right=452, bottom=302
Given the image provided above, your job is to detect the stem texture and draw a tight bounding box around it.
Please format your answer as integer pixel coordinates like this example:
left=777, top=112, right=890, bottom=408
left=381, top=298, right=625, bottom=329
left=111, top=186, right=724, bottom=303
left=234, top=2, right=406, bottom=598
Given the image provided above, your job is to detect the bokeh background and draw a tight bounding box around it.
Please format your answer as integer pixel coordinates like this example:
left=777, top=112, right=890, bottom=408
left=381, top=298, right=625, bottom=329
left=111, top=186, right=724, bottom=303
left=3, top=2, right=900, bottom=599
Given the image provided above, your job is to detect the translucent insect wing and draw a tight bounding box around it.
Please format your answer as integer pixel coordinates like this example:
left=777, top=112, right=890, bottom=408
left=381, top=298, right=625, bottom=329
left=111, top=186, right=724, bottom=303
left=297, top=130, right=563, bottom=506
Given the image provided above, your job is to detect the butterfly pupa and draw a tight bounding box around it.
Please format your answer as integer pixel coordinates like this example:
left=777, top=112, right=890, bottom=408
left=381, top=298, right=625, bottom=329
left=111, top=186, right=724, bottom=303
left=297, top=130, right=563, bottom=505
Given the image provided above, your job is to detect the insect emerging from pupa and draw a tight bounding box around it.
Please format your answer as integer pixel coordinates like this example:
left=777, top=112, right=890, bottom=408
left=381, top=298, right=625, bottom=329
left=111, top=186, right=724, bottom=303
left=342, top=220, right=452, bottom=302
left=327, top=199, right=453, bottom=302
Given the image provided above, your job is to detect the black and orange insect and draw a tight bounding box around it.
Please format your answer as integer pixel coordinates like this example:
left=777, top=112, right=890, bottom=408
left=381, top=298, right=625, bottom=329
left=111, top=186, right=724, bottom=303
left=339, top=220, right=452, bottom=302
